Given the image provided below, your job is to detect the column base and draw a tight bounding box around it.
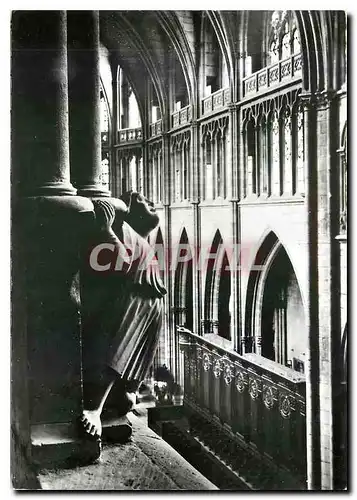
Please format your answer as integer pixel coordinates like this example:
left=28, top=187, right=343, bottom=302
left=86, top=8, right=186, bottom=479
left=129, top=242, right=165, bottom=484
left=21, top=182, right=77, bottom=197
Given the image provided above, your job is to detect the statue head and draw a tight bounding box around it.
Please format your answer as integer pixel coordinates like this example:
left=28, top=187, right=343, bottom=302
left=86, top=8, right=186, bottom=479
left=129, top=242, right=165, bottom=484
left=120, top=191, right=160, bottom=238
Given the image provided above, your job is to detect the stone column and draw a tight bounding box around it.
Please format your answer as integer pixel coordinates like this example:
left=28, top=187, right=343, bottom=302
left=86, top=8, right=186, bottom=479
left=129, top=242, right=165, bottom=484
left=11, top=11, right=94, bottom=438
left=228, top=104, right=241, bottom=352
left=301, top=93, right=321, bottom=490
left=314, top=91, right=341, bottom=490
left=110, top=61, right=119, bottom=197
left=12, top=11, right=76, bottom=197
left=161, top=132, right=172, bottom=370
left=67, top=11, right=110, bottom=197
left=190, top=122, right=201, bottom=336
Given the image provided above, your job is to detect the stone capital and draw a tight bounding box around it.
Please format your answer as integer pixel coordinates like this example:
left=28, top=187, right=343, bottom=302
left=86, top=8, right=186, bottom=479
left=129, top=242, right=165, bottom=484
left=300, top=90, right=337, bottom=111
left=314, top=90, right=337, bottom=110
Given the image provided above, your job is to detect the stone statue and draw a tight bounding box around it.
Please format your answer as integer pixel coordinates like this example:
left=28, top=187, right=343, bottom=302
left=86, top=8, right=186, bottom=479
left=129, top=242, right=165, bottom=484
left=78, top=192, right=166, bottom=451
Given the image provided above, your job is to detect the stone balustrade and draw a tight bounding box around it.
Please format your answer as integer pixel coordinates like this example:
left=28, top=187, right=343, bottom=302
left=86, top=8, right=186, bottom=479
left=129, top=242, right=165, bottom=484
left=171, top=105, right=192, bottom=129
left=202, top=88, right=231, bottom=116
left=149, top=120, right=162, bottom=138
left=178, top=328, right=306, bottom=482
left=243, top=53, right=302, bottom=98
left=117, top=127, right=143, bottom=143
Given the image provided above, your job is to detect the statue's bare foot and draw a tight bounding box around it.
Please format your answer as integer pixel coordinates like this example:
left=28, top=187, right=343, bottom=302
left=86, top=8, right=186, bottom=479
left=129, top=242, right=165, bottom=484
left=125, top=392, right=137, bottom=412
left=78, top=410, right=102, bottom=441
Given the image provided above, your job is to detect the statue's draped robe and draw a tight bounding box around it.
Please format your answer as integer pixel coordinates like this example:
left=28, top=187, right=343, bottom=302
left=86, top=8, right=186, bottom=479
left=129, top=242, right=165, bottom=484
left=81, top=220, right=166, bottom=384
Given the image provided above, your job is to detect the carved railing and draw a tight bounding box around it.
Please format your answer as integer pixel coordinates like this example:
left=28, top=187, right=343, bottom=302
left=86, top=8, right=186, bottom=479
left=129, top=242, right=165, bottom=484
left=150, top=120, right=162, bottom=138
left=242, top=53, right=303, bottom=98
left=178, top=329, right=306, bottom=480
left=117, top=127, right=142, bottom=143
left=202, top=88, right=231, bottom=116
left=171, top=105, right=192, bottom=129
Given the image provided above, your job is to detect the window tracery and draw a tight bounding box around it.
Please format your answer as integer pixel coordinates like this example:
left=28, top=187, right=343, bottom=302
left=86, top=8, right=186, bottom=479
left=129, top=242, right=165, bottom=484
left=242, top=90, right=305, bottom=201
left=201, top=118, right=228, bottom=200
left=171, top=131, right=190, bottom=203
left=267, top=11, right=300, bottom=66
left=271, top=111, right=280, bottom=196
left=283, top=106, right=293, bottom=195
left=149, top=141, right=163, bottom=204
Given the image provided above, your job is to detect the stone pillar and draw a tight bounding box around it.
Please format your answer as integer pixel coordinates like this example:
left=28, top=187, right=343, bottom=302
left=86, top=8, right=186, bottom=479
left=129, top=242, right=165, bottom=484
left=301, top=94, right=321, bottom=490
left=161, top=132, right=172, bottom=370
left=11, top=11, right=94, bottom=434
left=190, top=121, right=201, bottom=336
left=12, top=11, right=76, bottom=197
left=110, top=61, right=119, bottom=196
left=314, top=91, right=341, bottom=490
left=67, top=11, right=110, bottom=197
left=228, top=104, right=241, bottom=352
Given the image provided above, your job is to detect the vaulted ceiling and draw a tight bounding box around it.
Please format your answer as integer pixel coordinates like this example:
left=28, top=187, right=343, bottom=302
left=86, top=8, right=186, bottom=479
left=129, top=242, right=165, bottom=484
left=99, top=10, right=346, bottom=115
left=100, top=11, right=197, bottom=120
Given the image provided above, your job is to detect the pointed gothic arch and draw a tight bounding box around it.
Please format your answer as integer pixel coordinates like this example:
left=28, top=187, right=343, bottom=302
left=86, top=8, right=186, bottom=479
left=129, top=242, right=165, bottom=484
left=203, top=230, right=231, bottom=340
left=174, top=228, right=193, bottom=331
left=155, top=11, right=197, bottom=108
left=244, top=231, right=306, bottom=370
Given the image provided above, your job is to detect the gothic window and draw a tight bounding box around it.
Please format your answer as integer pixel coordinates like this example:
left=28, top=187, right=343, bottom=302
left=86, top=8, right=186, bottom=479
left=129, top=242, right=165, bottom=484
left=267, top=11, right=300, bottom=65
left=267, top=11, right=282, bottom=65
left=205, top=137, right=213, bottom=199
left=118, top=67, right=142, bottom=130
left=283, top=106, right=293, bottom=195
left=246, top=117, right=256, bottom=196
left=151, top=146, right=163, bottom=204
left=268, top=40, right=279, bottom=65
left=271, top=111, right=280, bottom=195
left=216, top=135, right=222, bottom=198
left=215, top=119, right=227, bottom=198
left=281, top=21, right=290, bottom=60
left=149, top=82, right=161, bottom=123
left=148, top=144, right=162, bottom=203
left=259, top=115, right=268, bottom=194
left=128, top=88, right=141, bottom=129
left=203, top=15, right=222, bottom=95
left=171, top=133, right=189, bottom=203
left=172, top=57, right=189, bottom=111
left=100, top=152, right=110, bottom=191
left=175, top=150, right=180, bottom=202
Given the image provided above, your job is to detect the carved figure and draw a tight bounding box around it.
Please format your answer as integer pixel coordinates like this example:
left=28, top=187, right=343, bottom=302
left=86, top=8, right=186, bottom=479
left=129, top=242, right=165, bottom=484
left=78, top=192, right=166, bottom=449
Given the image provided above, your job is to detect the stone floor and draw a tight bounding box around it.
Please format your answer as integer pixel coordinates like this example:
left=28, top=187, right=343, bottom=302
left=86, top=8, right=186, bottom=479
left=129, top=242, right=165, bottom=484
left=37, top=407, right=218, bottom=491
